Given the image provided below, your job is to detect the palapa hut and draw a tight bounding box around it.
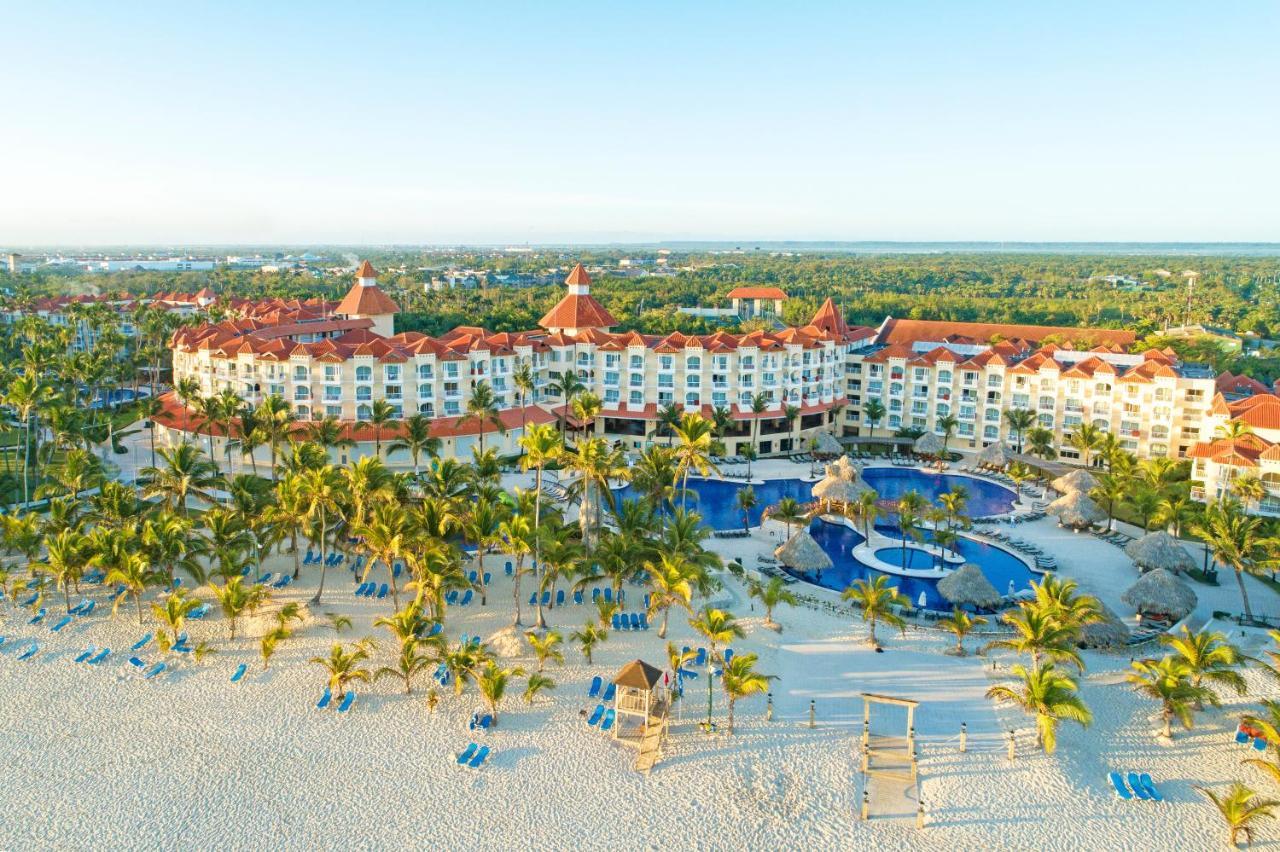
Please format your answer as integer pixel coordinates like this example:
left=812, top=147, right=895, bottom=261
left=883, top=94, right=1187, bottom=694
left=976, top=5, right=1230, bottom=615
left=1051, top=468, right=1098, bottom=495
left=1122, top=567, right=1197, bottom=622
left=775, top=529, right=833, bottom=576
left=810, top=455, right=873, bottom=511
left=1125, top=530, right=1197, bottom=574
left=813, top=431, right=844, bottom=459
left=1047, top=489, right=1106, bottom=529
left=1077, top=601, right=1131, bottom=649
left=912, top=430, right=944, bottom=457
left=975, top=441, right=1010, bottom=470
left=610, top=659, right=669, bottom=746
left=936, top=563, right=1001, bottom=610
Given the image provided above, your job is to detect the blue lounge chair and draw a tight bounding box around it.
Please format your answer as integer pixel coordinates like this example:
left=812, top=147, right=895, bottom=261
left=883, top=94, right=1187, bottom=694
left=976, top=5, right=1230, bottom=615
left=629, top=613, right=641, bottom=630
left=29, top=608, right=47, bottom=625
left=446, top=590, right=459, bottom=605
left=19, top=593, right=38, bottom=607
left=1255, top=737, right=1269, bottom=752
left=304, top=550, right=316, bottom=565
left=273, top=575, right=291, bottom=589
left=483, top=572, right=491, bottom=585
left=50, top=615, right=72, bottom=632
left=240, top=565, right=252, bottom=576
left=574, top=590, right=584, bottom=605
left=591, top=588, right=601, bottom=602
left=611, top=614, right=622, bottom=630
left=1127, top=772, right=1151, bottom=801
left=588, top=676, right=602, bottom=697
left=695, top=648, right=708, bottom=667
left=1139, top=773, right=1162, bottom=802
left=69, top=599, right=90, bottom=615
left=256, top=573, right=273, bottom=585
left=724, top=648, right=735, bottom=664
left=144, top=662, right=166, bottom=679
left=638, top=613, right=650, bottom=630
left=427, top=622, right=443, bottom=637
left=316, top=688, right=332, bottom=710
left=337, top=692, right=356, bottom=713
left=231, top=663, right=248, bottom=683
left=189, top=603, right=209, bottom=619
left=529, top=592, right=538, bottom=606
left=505, top=561, right=513, bottom=576
left=602, top=683, right=616, bottom=702
left=603, top=588, right=612, bottom=603
left=468, top=570, right=478, bottom=584
left=128, top=656, right=146, bottom=668
left=556, top=589, right=565, bottom=606
left=600, top=709, right=616, bottom=732
left=1108, top=772, right=1132, bottom=800
left=586, top=704, right=605, bottom=726
left=74, top=646, right=96, bottom=663
left=644, top=593, right=651, bottom=610
left=459, top=590, right=474, bottom=606
left=377, top=583, right=389, bottom=599
left=174, top=631, right=189, bottom=646
left=541, top=591, right=551, bottom=606
left=457, top=743, right=478, bottom=765
left=468, top=745, right=490, bottom=768
left=475, top=714, right=493, bottom=731
left=0, top=636, right=7, bottom=648
left=17, top=643, right=39, bottom=661
left=130, top=633, right=152, bottom=652
left=1236, top=729, right=1251, bottom=745
left=87, top=648, right=110, bottom=664
left=394, top=562, right=404, bottom=578
left=678, top=668, right=698, bottom=680
left=78, top=600, right=96, bottom=616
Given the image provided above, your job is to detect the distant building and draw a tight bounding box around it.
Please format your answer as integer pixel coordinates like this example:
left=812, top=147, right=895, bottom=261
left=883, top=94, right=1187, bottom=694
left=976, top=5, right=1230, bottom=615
left=1190, top=393, right=1280, bottom=516
left=1161, top=323, right=1244, bottom=352
left=728, top=286, right=787, bottom=320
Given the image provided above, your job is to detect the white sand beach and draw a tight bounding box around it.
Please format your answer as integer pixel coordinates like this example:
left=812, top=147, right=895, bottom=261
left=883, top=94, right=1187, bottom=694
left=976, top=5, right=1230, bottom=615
left=4, top=464, right=1280, bottom=852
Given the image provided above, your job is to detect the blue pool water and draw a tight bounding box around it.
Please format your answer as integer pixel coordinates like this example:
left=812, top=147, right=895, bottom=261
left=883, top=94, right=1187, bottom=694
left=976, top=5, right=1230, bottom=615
left=612, top=477, right=812, bottom=531
left=861, top=467, right=1017, bottom=517
left=805, top=519, right=1035, bottom=609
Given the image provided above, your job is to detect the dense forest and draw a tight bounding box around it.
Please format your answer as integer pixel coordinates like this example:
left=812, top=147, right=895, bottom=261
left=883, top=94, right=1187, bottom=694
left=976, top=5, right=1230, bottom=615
left=5, top=250, right=1279, bottom=381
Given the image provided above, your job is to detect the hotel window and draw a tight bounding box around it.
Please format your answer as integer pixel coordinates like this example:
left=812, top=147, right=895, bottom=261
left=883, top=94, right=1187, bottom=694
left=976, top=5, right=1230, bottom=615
left=445, top=363, right=459, bottom=378
left=712, top=392, right=727, bottom=406
left=984, top=425, right=999, bottom=439
left=269, top=384, right=284, bottom=397
left=1185, top=389, right=1204, bottom=402
left=913, top=368, right=928, bottom=382
left=357, top=404, right=371, bottom=421
left=444, top=401, right=460, bottom=416
left=324, top=365, right=338, bottom=382
left=326, top=405, right=341, bottom=418
left=629, top=390, right=643, bottom=405
left=935, top=403, right=950, bottom=416
left=987, top=374, right=1002, bottom=387
left=294, top=365, right=308, bottom=381
left=385, top=365, right=401, bottom=382
left=687, top=375, right=701, bottom=388
left=658, top=375, right=674, bottom=389
left=324, top=387, right=341, bottom=402
left=385, top=385, right=402, bottom=400
left=295, top=405, right=310, bottom=419
left=741, top=374, right=754, bottom=388
left=1154, top=387, right=1172, bottom=401
left=1037, top=413, right=1053, bottom=428
left=294, top=386, right=310, bottom=400
left=937, top=371, right=952, bottom=384
left=418, top=383, right=433, bottom=399
left=1095, top=382, right=1112, bottom=394
left=888, top=415, right=901, bottom=428
left=356, top=386, right=372, bottom=401
left=418, top=402, right=435, bottom=417
left=356, top=365, right=372, bottom=382
left=1151, top=425, right=1169, bottom=439
left=685, top=393, right=700, bottom=407
left=604, top=389, right=619, bottom=404
left=604, top=371, right=619, bottom=386
left=659, top=356, right=673, bottom=371
left=444, top=382, right=459, bottom=397
left=740, top=357, right=755, bottom=370
left=630, top=355, right=643, bottom=369
left=630, top=373, right=644, bottom=387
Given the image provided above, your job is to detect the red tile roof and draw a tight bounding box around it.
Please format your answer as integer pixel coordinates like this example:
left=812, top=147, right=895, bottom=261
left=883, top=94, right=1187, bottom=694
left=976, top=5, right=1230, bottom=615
left=538, top=293, right=618, bottom=331
left=357, top=260, right=377, bottom=278
left=877, top=318, right=1135, bottom=348
left=728, top=286, right=788, bottom=300
left=336, top=280, right=400, bottom=317
left=565, top=263, right=591, bottom=286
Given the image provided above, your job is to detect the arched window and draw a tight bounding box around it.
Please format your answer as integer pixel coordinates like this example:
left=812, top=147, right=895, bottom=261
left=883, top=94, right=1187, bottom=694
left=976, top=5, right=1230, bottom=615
left=357, top=404, right=371, bottom=421
left=686, top=356, right=701, bottom=371
left=356, top=365, right=372, bottom=382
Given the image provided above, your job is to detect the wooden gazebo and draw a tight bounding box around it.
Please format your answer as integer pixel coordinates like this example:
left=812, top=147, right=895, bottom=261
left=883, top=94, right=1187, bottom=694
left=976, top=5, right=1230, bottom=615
left=611, top=659, right=669, bottom=747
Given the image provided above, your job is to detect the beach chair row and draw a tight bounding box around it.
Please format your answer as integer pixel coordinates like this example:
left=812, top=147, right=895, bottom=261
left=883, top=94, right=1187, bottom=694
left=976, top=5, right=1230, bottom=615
left=585, top=703, right=616, bottom=732
left=455, top=742, right=492, bottom=769
left=611, top=612, right=650, bottom=631
left=303, top=551, right=346, bottom=567
left=315, top=687, right=357, bottom=713
left=1108, top=771, right=1163, bottom=802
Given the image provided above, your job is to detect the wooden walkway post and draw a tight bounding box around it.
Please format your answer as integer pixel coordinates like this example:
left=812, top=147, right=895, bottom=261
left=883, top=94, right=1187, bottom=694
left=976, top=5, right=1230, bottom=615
left=959, top=721, right=967, bottom=753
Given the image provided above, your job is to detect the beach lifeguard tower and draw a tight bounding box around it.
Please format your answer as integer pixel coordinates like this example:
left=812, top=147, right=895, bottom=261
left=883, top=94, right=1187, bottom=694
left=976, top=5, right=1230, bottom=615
left=610, top=659, right=671, bottom=772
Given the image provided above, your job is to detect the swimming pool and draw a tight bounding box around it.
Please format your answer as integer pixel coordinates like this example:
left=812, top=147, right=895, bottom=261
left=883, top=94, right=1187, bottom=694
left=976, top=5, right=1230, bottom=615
left=803, top=519, right=1035, bottom=609
left=611, top=477, right=812, bottom=531
left=861, top=467, right=1017, bottom=517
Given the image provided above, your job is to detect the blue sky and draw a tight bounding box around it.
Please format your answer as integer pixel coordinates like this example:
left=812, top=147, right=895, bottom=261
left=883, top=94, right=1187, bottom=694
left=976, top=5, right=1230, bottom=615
left=5, top=1, right=1278, bottom=244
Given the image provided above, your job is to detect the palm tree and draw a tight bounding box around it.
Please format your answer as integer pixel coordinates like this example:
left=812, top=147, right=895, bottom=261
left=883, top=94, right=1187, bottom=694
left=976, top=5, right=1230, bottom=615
left=770, top=497, right=807, bottom=539
left=1090, top=473, right=1128, bottom=533
left=140, top=512, right=202, bottom=589
left=476, top=661, right=526, bottom=726
left=36, top=528, right=88, bottom=613
left=140, top=443, right=221, bottom=516
left=1160, top=626, right=1248, bottom=704
left=512, top=361, right=535, bottom=434
left=747, top=575, right=797, bottom=631
left=671, top=412, right=720, bottom=511
left=525, top=630, right=564, bottom=673
left=570, top=390, right=602, bottom=443
left=304, top=415, right=355, bottom=460
left=851, top=490, right=880, bottom=541
left=689, top=606, right=745, bottom=729
left=1002, top=408, right=1036, bottom=453
left=367, top=399, right=399, bottom=459
left=1025, top=426, right=1056, bottom=460
left=310, top=641, right=372, bottom=699
left=459, top=497, right=508, bottom=607
left=1127, top=656, right=1217, bottom=738
left=863, top=399, right=886, bottom=439
left=519, top=422, right=562, bottom=587
left=985, top=662, right=1091, bottom=754
left=500, top=512, right=537, bottom=626
left=749, top=392, right=770, bottom=462
left=989, top=605, right=1084, bottom=672
left=1155, top=492, right=1195, bottom=538
left=896, top=490, right=926, bottom=570
left=353, top=502, right=411, bottom=609
left=842, top=576, right=907, bottom=648
left=571, top=621, right=607, bottom=663
left=523, top=673, right=556, bottom=705
left=937, top=414, right=959, bottom=456
left=645, top=552, right=695, bottom=638
left=300, top=465, right=344, bottom=605
left=1030, top=575, right=1102, bottom=635
left=175, top=376, right=202, bottom=435
left=565, top=437, right=627, bottom=551
left=1196, top=783, right=1279, bottom=848
left=151, top=589, right=201, bottom=652
left=459, top=380, right=505, bottom=454
left=254, top=394, right=296, bottom=481
left=721, top=653, right=776, bottom=734
left=735, top=485, right=757, bottom=533
left=1068, top=423, right=1103, bottom=468
left=104, top=552, right=154, bottom=625
left=551, top=371, right=586, bottom=445
left=209, top=576, right=268, bottom=640
left=937, top=487, right=969, bottom=532
left=656, top=401, right=684, bottom=448
left=389, top=413, right=440, bottom=477
left=939, top=608, right=988, bottom=655
left=5, top=372, right=55, bottom=503
left=1193, top=498, right=1276, bottom=623
left=375, top=638, right=434, bottom=695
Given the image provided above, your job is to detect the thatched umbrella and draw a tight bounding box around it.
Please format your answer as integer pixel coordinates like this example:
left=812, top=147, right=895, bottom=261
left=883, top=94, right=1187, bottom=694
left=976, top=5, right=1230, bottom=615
left=937, top=563, right=1001, bottom=609
left=812, top=473, right=871, bottom=507
left=1078, top=601, right=1131, bottom=649
left=1047, top=489, right=1106, bottom=529
left=1121, top=568, right=1197, bottom=621
left=976, top=441, right=1010, bottom=470
left=813, top=431, right=844, bottom=458
left=831, top=455, right=861, bottom=482
left=1125, top=531, right=1196, bottom=574
left=1052, top=468, right=1098, bottom=494
left=913, top=431, right=944, bottom=456
left=774, top=529, right=833, bottom=573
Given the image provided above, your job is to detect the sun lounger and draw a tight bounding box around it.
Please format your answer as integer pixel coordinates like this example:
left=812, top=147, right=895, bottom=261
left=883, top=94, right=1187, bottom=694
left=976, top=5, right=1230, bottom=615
left=1108, top=772, right=1133, bottom=800
left=505, top=561, right=513, bottom=576
left=337, top=692, right=356, bottom=713
left=316, top=687, right=332, bottom=710
left=467, top=745, right=491, bottom=768
left=556, top=590, right=565, bottom=606
left=695, top=648, right=708, bottom=667
left=78, top=600, right=96, bottom=616
left=144, top=662, right=166, bottom=679
left=377, top=583, right=389, bottom=599
left=457, top=743, right=479, bottom=765
left=87, top=648, right=110, bottom=664
left=17, top=643, right=39, bottom=661
left=256, top=573, right=273, bottom=585
left=1255, top=737, right=1269, bottom=752
left=69, top=599, right=90, bottom=615
left=1138, top=773, right=1162, bottom=802
left=483, top=572, right=491, bottom=585
left=602, top=683, right=616, bottom=702
left=724, top=648, right=734, bottom=663
left=611, top=614, right=622, bottom=630
left=273, top=575, right=292, bottom=589
left=50, top=615, right=72, bottom=632
left=459, top=590, right=474, bottom=606
left=1126, top=772, right=1151, bottom=801
left=629, top=613, right=641, bottom=630
left=586, top=704, right=605, bottom=726
left=600, top=709, right=616, bottom=732
left=603, top=588, right=613, bottom=603
left=468, top=570, right=478, bottom=584
left=231, top=663, right=248, bottom=683
left=74, top=646, right=96, bottom=663
left=1237, top=729, right=1251, bottom=745
left=19, top=593, right=38, bottom=607
left=573, top=590, right=584, bottom=605
left=427, top=622, right=443, bottom=637
left=130, top=633, right=153, bottom=652
left=540, top=590, right=550, bottom=606
left=588, top=676, right=602, bottom=697
left=638, top=613, right=650, bottom=630
left=29, top=608, right=47, bottom=625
